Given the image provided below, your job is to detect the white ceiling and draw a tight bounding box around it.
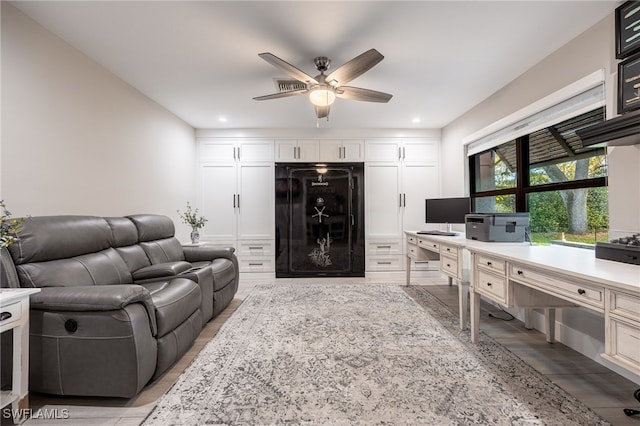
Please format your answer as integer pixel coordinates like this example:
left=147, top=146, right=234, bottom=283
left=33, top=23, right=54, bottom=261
left=11, top=1, right=618, bottom=130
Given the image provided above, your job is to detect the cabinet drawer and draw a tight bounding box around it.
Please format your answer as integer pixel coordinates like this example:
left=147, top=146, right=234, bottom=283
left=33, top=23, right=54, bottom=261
left=509, top=265, right=604, bottom=309
left=236, top=240, right=274, bottom=256
left=609, top=290, right=640, bottom=322
left=367, top=255, right=404, bottom=271
left=477, top=255, right=506, bottom=275
left=417, top=239, right=439, bottom=252
left=440, top=255, right=458, bottom=277
left=367, top=240, right=402, bottom=255
left=439, top=243, right=458, bottom=258
left=0, top=301, right=22, bottom=330
left=608, top=317, right=640, bottom=373
left=477, top=270, right=507, bottom=303
left=238, top=256, right=274, bottom=272
left=407, top=234, right=418, bottom=245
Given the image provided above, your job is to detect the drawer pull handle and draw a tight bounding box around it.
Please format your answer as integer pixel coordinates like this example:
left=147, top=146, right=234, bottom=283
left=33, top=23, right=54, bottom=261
left=378, top=261, right=392, bottom=265
left=249, top=263, right=264, bottom=266
left=433, top=244, right=438, bottom=248
left=377, top=245, right=392, bottom=249
left=577, top=288, right=586, bottom=295
left=446, top=263, right=451, bottom=267
left=0, top=311, right=12, bottom=321
left=486, top=261, right=492, bottom=266
left=248, top=246, right=263, bottom=250
left=486, top=282, right=492, bottom=287
left=517, top=270, right=523, bottom=275
left=446, top=248, right=451, bottom=252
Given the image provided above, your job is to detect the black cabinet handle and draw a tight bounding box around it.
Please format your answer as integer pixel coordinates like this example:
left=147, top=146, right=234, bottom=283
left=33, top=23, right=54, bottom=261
left=487, top=282, right=493, bottom=287
left=517, top=270, right=523, bottom=275
left=0, top=312, right=12, bottom=321
left=487, top=261, right=492, bottom=266
left=577, top=288, right=586, bottom=295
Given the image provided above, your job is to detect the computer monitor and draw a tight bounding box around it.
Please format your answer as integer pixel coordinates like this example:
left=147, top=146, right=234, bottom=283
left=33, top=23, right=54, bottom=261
left=425, top=197, right=471, bottom=232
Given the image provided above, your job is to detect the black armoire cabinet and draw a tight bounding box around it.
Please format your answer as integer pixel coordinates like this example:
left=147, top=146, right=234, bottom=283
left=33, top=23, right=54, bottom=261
left=275, top=163, right=365, bottom=277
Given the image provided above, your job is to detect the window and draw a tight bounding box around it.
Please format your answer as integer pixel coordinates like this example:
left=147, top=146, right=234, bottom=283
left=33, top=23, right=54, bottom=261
left=469, top=107, right=608, bottom=245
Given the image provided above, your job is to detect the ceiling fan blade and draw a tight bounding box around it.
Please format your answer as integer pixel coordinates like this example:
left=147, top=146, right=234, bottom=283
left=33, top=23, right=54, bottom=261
left=336, top=86, right=392, bottom=103
left=258, top=53, right=318, bottom=85
left=325, top=49, right=384, bottom=86
left=315, top=105, right=330, bottom=119
left=253, top=89, right=308, bottom=101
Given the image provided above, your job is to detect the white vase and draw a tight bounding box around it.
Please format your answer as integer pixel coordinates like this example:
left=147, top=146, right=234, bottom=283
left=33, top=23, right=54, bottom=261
left=190, top=227, right=200, bottom=244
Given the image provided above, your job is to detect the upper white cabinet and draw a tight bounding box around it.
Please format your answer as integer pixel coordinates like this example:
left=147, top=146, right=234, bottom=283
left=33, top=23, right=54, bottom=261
left=365, top=138, right=439, bottom=163
left=319, top=139, right=364, bottom=162
left=275, top=140, right=319, bottom=162
left=199, top=138, right=274, bottom=163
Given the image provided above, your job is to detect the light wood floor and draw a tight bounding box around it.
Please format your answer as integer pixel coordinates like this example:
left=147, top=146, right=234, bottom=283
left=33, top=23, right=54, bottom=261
left=3, top=274, right=640, bottom=425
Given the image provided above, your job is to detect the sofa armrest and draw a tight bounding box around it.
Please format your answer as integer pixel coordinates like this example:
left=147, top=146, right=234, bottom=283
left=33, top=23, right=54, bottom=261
left=183, top=246, right=236, bottom=263
left=30, top=285, right=157, bottom=335
left=132, top=261, right=192, bottom=281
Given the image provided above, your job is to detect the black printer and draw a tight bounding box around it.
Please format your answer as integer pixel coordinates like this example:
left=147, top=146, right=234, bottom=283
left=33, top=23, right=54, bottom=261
left=465, top=213, right=530, bottom=242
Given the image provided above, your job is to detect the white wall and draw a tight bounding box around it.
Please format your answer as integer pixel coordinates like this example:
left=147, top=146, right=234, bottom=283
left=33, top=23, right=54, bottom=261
left=441, top=14, right=640, bottom=384
left=1, top=3, right=197, bottom=241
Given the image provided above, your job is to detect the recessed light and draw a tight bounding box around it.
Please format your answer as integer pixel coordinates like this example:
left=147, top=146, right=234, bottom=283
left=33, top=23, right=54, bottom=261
left=412, top=117, right=421, bottom=124
left=218, top=116, right=228, bottom=123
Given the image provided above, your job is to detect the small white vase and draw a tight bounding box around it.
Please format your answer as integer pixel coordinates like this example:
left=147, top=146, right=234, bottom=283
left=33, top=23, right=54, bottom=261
left=190, top=227, right=200, bottom=244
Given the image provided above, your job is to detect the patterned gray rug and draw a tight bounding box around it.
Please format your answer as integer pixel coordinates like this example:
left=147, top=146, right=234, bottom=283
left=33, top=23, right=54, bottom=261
left=143, top=283, right=609, bottom=425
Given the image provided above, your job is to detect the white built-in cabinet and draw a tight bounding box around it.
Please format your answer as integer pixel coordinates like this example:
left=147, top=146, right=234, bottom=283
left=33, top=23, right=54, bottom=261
left=197, top=136, right=440, bottom=275
left=365, top=139, right=440, bottom=272
left=198, top=139, right=275, bottom=272
left=275, top=139, right=364, bottom=162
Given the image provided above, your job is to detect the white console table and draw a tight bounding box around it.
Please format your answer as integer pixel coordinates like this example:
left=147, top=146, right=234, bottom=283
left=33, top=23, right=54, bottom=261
left=466, top=243, right=640, bottom=377
left=0, top=288, right=40, bottom=424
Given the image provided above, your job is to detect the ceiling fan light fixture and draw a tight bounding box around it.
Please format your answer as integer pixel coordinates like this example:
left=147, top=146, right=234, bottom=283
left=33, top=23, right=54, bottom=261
left=309, top=86, right=336, bottom=107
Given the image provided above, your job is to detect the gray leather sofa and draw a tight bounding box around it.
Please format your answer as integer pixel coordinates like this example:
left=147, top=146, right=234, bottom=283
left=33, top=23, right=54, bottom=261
left=1, top=214, right=238, bottom=398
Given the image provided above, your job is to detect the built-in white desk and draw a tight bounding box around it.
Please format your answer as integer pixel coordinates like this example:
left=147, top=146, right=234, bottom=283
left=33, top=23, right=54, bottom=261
left=405, top=231, right=471, bottom=330
left=466, top=243, right=640, bottom=376
left=406, top=231, right=640, bottom=378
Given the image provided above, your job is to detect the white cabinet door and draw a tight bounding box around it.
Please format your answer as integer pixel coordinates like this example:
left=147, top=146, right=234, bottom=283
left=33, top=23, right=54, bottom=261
left=402, top=163, right=440, bottom=231
left=365, top=140, right=402, bottom=162
left=199, top=163, right=237, bottom=241
left=275, top=140, right=298, bottom=162
left=199, top=140, right=236, bottom=163
left=298, top=140, right=319, bottom=162
left=366, top=163, right=403, bottom=239
left=319, top=139, right=342, bottom=162
left=238, top=139, right=274, bottom=162
left=403, top=139, right=439, bottom=163
left=237, top=163, right=274, bottom=240
left=342, top=140, right=364, bottom=161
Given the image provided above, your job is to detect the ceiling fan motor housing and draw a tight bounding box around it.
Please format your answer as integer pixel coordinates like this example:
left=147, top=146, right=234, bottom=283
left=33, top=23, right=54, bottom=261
left=313, top=56, right=330, bottom=72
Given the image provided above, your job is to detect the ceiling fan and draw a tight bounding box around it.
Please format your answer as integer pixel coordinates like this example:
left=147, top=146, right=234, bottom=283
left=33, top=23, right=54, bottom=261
left=253, top=48, right=392, bottom=121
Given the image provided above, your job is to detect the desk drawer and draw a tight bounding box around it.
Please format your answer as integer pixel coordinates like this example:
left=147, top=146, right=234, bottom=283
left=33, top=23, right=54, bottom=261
left=477, top=255, right=506, bottom=275
left=477, top=270, right=507, bottom=303
left=610, top=290, right=640, bottom=322
left=407, top=234, right=418, bottom=245
left=417, top=239, right=439, bottom=252
left=0, top=301, right=22, bottom=330
left=407, top=244, right=436, bottom=261
left=441, top=254, right=458, bottom=277
left=440, top=243, right=457, bottom=258
left=509, top=265, right=604, bottom=309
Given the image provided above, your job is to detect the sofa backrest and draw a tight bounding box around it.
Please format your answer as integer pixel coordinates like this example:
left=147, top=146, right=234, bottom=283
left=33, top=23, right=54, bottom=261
left=7, top=216, right=133, bottom=288
left=105, top=217, right=152, bottom=273
left=127, top=215, right=185, bottom=264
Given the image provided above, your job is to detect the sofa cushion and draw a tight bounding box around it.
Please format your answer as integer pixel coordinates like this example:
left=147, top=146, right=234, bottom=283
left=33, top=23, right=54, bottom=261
left=9, top=216, right=112, bottom=265
left=105, top=217, right=139, bottom=247
left=127, top=214, right=175, bottom=242
left=139, top=278, right=201, bottom=337
left=139, top=238, right=185, bottom=263
left=15, top=248, right=133, bottom=288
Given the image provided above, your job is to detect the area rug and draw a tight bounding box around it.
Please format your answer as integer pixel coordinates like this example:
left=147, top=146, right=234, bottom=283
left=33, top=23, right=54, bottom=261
left=143, top=283, right=609, bottom=425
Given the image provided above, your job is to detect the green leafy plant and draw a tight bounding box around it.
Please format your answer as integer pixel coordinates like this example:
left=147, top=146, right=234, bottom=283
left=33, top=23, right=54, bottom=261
left=0, top=200, right=24, bottom=248
left=177, top=202, right=207, bottom=229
